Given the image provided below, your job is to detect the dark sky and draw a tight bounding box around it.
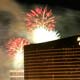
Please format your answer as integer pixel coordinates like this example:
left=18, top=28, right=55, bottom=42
left=16, top=0, right=80, bottom=10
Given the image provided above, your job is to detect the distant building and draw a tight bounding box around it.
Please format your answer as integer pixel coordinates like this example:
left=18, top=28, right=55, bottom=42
left=24, top=35, right=80, bottom=80
left=9, top=69, right=24, bottom=80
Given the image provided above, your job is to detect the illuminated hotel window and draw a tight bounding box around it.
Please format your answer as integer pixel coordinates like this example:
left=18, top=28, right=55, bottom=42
left=79, top=42, right=80, bottom=46
left=77, top=37, right=80, bottom=41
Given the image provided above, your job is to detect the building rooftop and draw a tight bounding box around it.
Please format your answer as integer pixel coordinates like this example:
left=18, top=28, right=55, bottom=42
left=24, top=35, right=80, bottom=51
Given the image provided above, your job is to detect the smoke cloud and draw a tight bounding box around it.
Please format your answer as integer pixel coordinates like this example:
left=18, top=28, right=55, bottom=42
left=0, top=0, right=27, bottom=47
left=53, top=7, right=80, bottom=38
left=0, top=0, right=26, bottom=79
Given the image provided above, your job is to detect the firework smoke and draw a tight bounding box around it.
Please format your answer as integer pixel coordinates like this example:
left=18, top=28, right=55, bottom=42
left=0, top=0, right=27, bottom=47
left=0, top=0, right=27, bottom=79
left=54, top=7, right=80, bottom=38
left=0, top=48, right=10, bottom=80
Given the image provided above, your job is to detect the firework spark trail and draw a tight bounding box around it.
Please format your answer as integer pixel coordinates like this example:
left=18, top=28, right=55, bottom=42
left=26, top=7, right=55, bottom=31
left=6, top=38, right=30, bottom=56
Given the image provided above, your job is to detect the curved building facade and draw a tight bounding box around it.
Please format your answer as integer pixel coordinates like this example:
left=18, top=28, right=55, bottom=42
left=24, top=35, right=80, bottom=80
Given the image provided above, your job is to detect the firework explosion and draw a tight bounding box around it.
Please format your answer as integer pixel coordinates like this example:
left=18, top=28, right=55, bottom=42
left=26, top=7, right=55, bottom=31
left=6, top=38, right=30, bottom=56
left=26, top=6, right=60, bottom=43
left=6, top=38, right=30, bottom=68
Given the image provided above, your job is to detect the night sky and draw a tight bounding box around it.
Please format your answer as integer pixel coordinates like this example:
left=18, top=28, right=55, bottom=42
left=16, top=0, right=80, bottom=38
left=0, top=0, right=80, bottom=80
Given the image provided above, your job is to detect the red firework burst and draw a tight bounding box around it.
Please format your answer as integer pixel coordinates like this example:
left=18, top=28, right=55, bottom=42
left=6, top=38, right=30, bottom=56
left=26, top=7, right=55, bottom=31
